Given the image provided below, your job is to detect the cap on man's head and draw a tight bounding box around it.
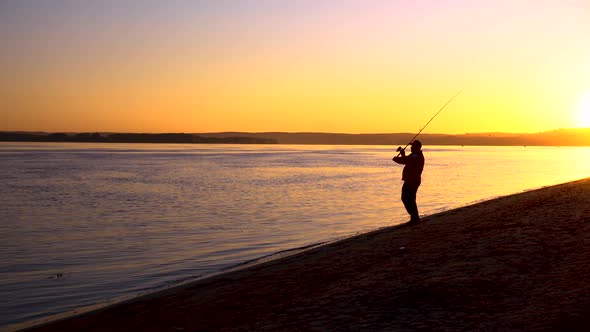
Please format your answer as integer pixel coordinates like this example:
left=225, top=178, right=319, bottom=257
left=411, top=140, right=422, bottom=149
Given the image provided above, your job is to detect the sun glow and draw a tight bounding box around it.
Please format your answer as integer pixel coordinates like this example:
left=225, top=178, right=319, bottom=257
left=573, top=92, right=590, bottom=128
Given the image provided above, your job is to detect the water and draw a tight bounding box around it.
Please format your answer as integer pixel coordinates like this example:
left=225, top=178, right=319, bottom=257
left=1, top=143, right=589, bottom=330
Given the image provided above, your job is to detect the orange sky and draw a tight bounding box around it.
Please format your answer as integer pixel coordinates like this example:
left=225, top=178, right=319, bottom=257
left=1, top=1, right=589, bottom=134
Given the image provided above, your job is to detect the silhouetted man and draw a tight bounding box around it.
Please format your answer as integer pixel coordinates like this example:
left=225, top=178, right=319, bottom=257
left=392, top=140, right=425, bottom=223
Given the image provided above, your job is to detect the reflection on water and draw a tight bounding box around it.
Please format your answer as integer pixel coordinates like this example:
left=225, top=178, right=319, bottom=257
left=1, top=143, right=589, bottom=329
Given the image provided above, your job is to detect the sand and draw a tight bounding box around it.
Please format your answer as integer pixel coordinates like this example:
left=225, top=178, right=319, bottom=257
left=22, top=178, right=590, bottom=331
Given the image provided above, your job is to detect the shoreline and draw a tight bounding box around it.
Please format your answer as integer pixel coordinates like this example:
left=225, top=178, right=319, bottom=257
left=5, top=239, right=335, bottom=332
left=3, top=128, right=590, bottom=146
left=18, top=177, right=590, bottom=331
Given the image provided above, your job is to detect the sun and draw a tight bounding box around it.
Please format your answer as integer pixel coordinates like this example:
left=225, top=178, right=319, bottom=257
left=573, top=91, right=590, bottom=128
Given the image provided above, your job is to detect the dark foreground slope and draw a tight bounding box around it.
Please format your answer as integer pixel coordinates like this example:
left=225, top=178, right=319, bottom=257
left=24, top=179, right=590, bottom=331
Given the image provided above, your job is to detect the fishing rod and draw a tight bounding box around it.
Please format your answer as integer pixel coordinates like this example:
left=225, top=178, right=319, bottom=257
left=395, top=89, right=463, bottom=157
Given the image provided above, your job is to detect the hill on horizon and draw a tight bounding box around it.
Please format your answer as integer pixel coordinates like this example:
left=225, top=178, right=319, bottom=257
left=201, top=128, right=590, bottom=146
left=1, top=128, right=590, bottom=146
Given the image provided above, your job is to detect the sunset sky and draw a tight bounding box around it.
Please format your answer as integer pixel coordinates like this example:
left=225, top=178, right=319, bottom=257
left=1, top=0, right=589, bottom=134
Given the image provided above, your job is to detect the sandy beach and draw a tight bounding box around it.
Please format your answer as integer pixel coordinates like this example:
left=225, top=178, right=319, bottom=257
left=21, top=178, right=590, bottom=331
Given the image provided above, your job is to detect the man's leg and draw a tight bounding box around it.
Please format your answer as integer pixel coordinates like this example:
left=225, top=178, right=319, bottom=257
left=401, top=181, right=420, bottom=221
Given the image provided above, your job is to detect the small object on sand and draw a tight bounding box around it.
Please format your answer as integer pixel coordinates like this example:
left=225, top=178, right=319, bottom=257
left=399, top=247, right=406, bottom=250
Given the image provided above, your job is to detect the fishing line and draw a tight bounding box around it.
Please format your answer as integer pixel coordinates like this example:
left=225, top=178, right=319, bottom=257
left=395, top=89, right=463, bottom=157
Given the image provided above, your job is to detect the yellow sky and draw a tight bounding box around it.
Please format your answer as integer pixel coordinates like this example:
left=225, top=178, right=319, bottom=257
left=1, top=1, right=589, bottom=134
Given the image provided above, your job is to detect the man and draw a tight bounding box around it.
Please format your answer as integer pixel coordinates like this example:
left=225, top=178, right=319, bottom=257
left=392, top=140, right=425, bottom=223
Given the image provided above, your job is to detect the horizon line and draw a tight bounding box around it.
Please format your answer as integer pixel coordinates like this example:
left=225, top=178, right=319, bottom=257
left=2, top=128, right=589, bottom=136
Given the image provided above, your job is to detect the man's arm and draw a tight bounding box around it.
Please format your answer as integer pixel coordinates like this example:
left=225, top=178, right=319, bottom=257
left=392, top=147, right=407, bottom=164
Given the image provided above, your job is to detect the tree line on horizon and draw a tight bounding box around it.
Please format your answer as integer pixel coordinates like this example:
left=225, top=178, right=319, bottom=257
left=1, top=128, right=589, bottom=146
left=0, top=132, right=277, bottom=144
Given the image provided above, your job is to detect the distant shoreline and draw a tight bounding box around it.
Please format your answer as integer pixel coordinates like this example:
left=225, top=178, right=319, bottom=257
left=1, top=128, right=589, bottom=146
left=0, top=132, right=277, bottom=145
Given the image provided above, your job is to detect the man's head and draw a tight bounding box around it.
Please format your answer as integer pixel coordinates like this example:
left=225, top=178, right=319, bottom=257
left=410, top=140, right=422, bottom=153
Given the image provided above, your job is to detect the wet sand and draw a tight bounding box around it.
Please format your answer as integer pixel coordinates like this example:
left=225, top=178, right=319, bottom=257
left=23, top=178, right=590, bottom=331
